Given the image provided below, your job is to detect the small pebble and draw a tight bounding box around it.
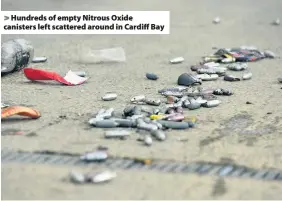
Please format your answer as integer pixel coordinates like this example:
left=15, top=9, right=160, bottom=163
left=246, top=101, right=253, bottom=105
left=146, top=73, right=159, bottom=80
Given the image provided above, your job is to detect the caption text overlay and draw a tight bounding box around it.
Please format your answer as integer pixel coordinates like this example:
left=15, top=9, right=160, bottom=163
left=1, top=11, right=170, bottom=34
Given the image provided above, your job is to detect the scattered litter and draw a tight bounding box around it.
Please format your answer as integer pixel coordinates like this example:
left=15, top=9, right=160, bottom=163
left=197, top=67, right=226, bottom=75
left=213, top=89, right=233, bottom=96
left=146, top=73, right=159, bottom=80
left=177, top=73, right=202, bottom=86
left=95, top=120, right=119, bottom=128
left=227, top=63, right=248, bottom=71
left=1, top=106, right=40, bottom=119
left=246, top=101, right=253, bottom=105
left=242, top=72, right=253, bottom=80
left=204, top=62, right=221, bottom=68
left=144, top=99, right=161, bottom=106
left=1, top=39, right=34, bottom=75
left=167, top=113, right=184, bottom=121
left=202, top=100, right=221, bottom=108
left=213, top=17, right=221, bottom=24
left=170, top=57, right=184, bottom=64
left=191, top=65, right=208, bottom=71
left=221, top=57, right=236, bottom=63
left=264, top=50, right=276, bottom=59
left=89, top=171, right=117, bottom=183
left=278, top=77, right=282, bottom=83
left=69, top=170, right=116, bottom=184
left=202, top=47, right=271, bottom=63
left=184, top=100, right=202, bottom=110
left=224, top=74, right=241, bottom=82
left=130, top=95, right=146, bottom=103
left=104, top=129, right=131, bottom=139
left=79, top=47, right=126, bottom=64
left=80, top=151, right=108, bottom=162
left=32, top=57, right=47, bottom=63
left=23, top=68, right=88, bottom=86
left=151, top=129, right=166, bottom=140
left=102, top=93, right=117, bottom=101
left=197, top=74, right=219, bottom=81
left=144, top=135, right=153, bottom=146
left=69, top=171, right=85, bottom=184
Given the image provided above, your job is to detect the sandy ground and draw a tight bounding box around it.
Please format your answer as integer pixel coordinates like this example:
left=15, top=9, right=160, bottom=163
left=1, top=0, right=282, bottom=200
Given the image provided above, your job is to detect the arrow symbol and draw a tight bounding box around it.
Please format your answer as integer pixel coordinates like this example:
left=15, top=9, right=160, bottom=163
left=4, top=16, right=9, bottom=20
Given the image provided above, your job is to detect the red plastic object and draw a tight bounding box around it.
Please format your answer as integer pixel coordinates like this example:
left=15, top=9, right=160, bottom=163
left=23, top=68, right=87, bottom=86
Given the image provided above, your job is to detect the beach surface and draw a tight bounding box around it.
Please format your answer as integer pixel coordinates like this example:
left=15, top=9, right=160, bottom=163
left=1, top=0, right=282, bottom=199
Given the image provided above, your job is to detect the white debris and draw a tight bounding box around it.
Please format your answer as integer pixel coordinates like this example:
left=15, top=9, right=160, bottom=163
left=91, top=171, right=117, bottom=183
left=273, top=18, right=280, bottom=25
left=213, top=17, right=221, bottom=24
left=102, top=93, right=118, bottom=101
left=170, top=57, right=184, bottom=64
left=69, top=171, right=85, bottom=184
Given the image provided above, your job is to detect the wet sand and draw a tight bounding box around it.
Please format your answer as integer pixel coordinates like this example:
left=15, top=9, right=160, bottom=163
left=1, top=0, right=282, bottom=199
